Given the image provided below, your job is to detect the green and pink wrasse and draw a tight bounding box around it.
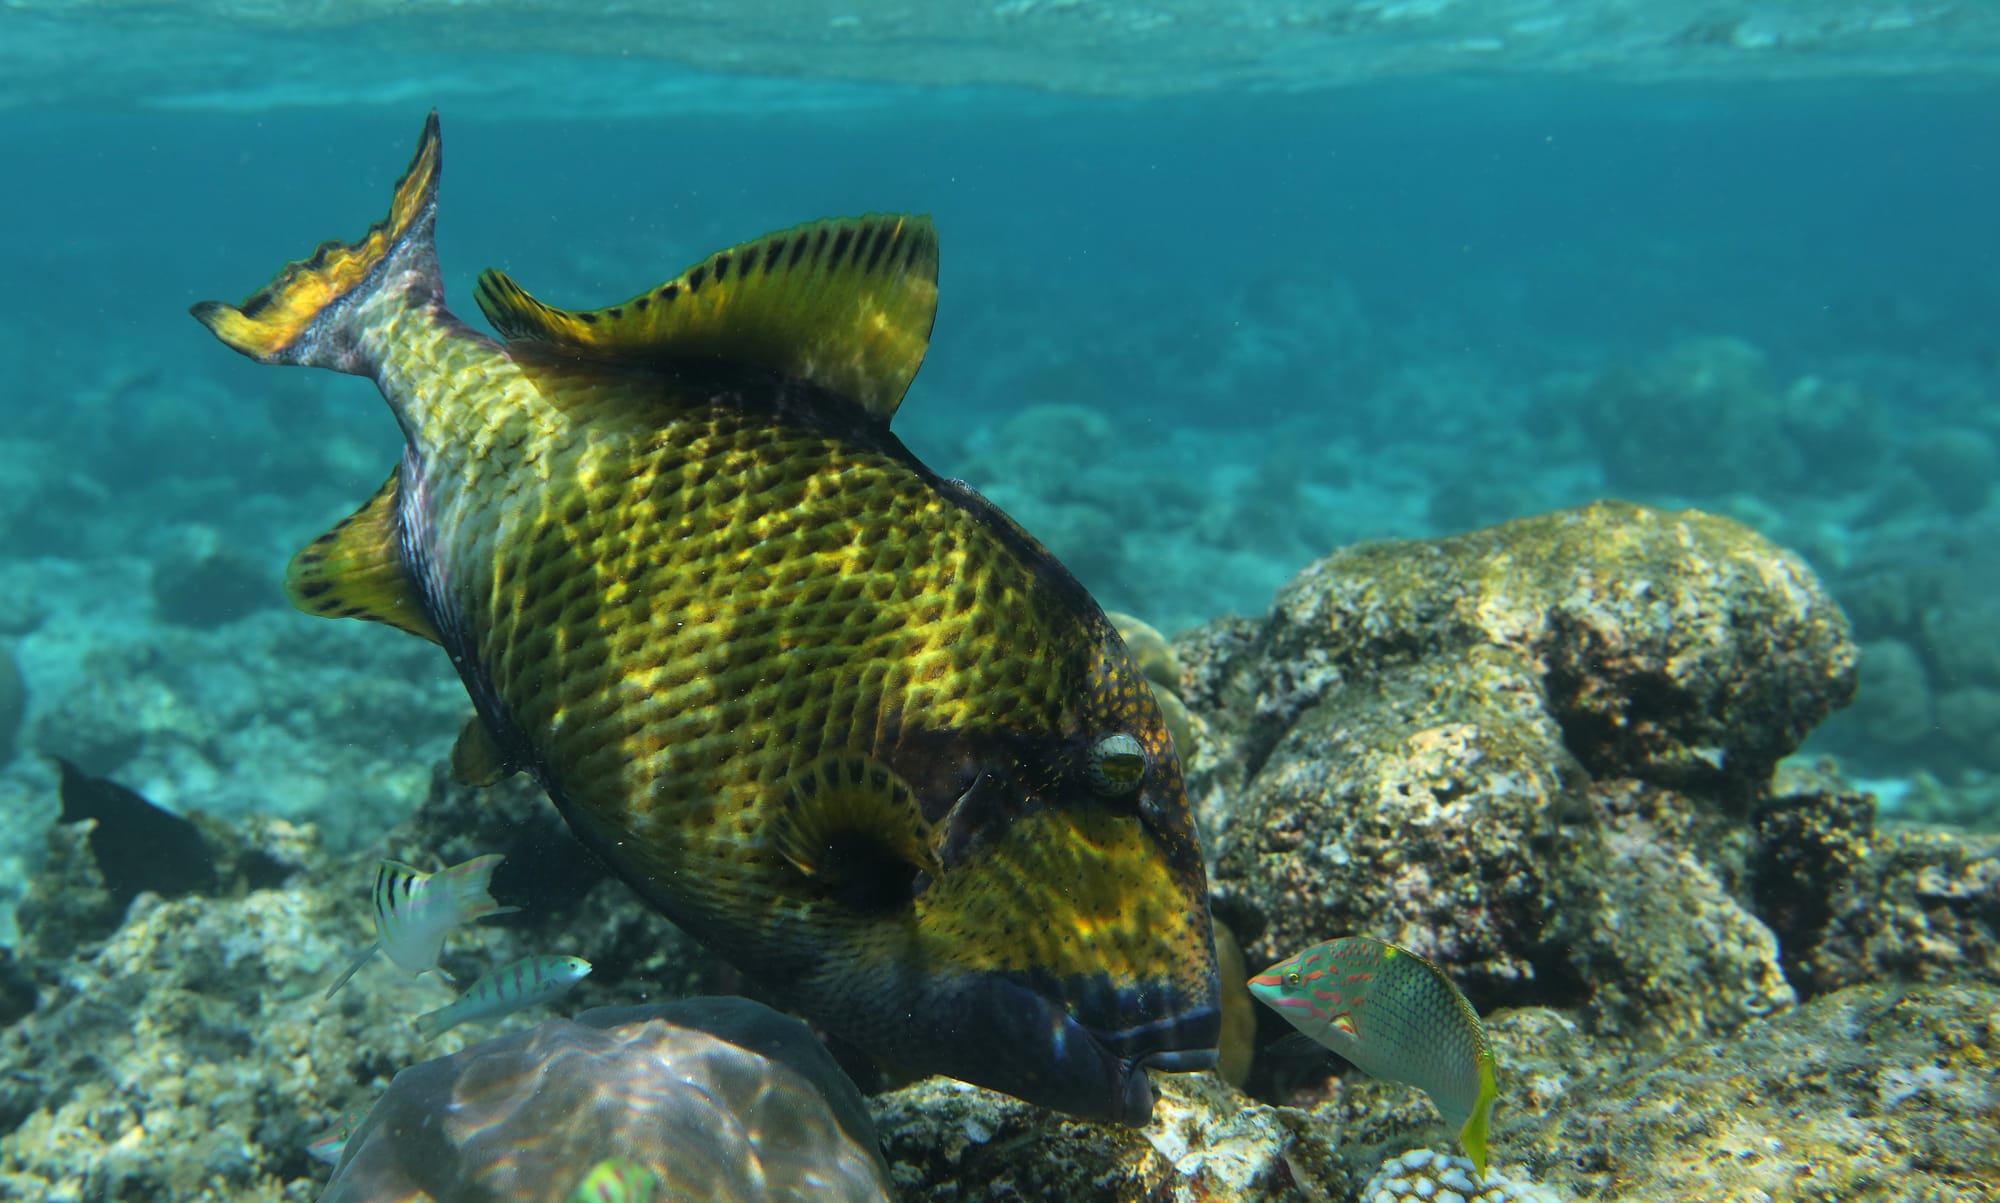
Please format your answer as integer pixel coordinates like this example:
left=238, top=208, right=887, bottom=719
left=414, top=954, right=592, bottom=1038
left=325, top=854, right=517, bottom=1000
left=305, top=1102, right=372, bottom=1167
left=1250, top=936, right=1500, bottom=1171
left=191, top=113, right=1219, bottom=1123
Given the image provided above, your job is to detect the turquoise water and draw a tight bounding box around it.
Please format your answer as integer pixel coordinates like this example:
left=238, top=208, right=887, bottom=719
left=1, top=7, right=1998, bottom=1199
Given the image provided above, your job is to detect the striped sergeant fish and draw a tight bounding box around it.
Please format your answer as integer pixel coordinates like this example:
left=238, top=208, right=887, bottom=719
left=325, top=854, right=516, bottom=999
left=1250, top=935, right=1501, bottom=1171
left=414, top=953, right=592, bottom=1038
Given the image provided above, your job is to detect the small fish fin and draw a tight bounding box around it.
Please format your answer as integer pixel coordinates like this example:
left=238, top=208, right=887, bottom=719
left=435, top=853, right=520, bottom=922
left=473, top=214, right=938, bottom=422
left=449, top=714, right=519, bottom=786
left=324, top=940, right=380, bottom=1001
left=1459, top=1050, right=1499, bottom=1173
left=192, top=112, right=443, bottom=373
left=413, top=1002, right=459, bottom=1040
left=286, top=468, right=440, bottom=643
left=772, top=755, right=943, bottom=903
left=1264, top=1030, right=1333, bottom=1062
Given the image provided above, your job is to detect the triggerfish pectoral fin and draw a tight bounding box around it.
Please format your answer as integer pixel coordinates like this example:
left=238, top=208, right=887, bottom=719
left=1249, top=935, right=1500, bottom=1172
left=771, top=755, right=943, bottom=906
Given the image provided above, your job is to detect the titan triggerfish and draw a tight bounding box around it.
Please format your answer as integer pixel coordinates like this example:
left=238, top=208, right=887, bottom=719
left=191, top=113, right=1220, bottom=1123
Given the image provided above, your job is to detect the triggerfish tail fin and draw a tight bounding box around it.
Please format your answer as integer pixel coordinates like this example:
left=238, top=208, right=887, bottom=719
left=473, top=213, right=939, bottom=421
left=285, top=467, right=441, bottom=643
left=191, top=110, right=443, bottom=373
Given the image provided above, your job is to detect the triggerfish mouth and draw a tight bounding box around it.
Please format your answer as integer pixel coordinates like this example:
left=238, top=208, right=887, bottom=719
left=192, top=114, right=1220, bottom=1123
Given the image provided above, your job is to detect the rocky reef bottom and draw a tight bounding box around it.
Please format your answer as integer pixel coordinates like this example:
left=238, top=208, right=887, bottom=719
left=3, top=503, right=1998, bottom=1201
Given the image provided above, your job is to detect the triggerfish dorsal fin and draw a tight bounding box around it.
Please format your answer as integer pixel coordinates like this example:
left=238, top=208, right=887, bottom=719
left=1249, top=935, right=1500, bottom=1173
left=285, top=468, right=441, bottom=644
left=771, top=755, right=944, bottom=904
left=472, top=214, right=939, bottom=422
left=192, top=111, right=442, bottom=372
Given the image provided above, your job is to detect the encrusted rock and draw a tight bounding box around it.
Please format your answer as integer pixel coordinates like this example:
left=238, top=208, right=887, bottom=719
left=1195, top=502, right=1853, bottom=1043
left=873, top=1071, right=1346, bottom=1202
left=1504, top=981, right=2000, bottom=1201
left=1186, top=501, right=1856, bottom=811
left=1357, top=1148, right=1560, bottom=1203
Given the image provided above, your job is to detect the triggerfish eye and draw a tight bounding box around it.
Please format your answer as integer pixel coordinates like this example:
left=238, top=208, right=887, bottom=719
left=1088, top=733, right=1148, bottom=795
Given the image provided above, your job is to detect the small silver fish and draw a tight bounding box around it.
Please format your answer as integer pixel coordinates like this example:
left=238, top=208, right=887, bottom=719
left=325, top=854, right=517, bottom=1000
left=414, top=954, right=593, bottom=1038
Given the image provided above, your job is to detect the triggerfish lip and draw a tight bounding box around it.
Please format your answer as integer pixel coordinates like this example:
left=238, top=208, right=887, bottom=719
left=1096, top=1013, right=1224, bottom=1125
left=910, top=972, right=1222, bottom=1126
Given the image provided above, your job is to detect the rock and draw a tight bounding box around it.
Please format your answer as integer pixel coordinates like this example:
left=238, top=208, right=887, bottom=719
left=1831, top=516, right=2000, bottom=776
left=1194, top=502, right=1851, bottom=1041
left=1107, top=610, right=1185, bottom=690
left=873, top=1071, right=1346, bottom=1202
left=1185, top=501, right=1856, bottom=812
left=1903, top=426, right=1997, bottom=517
left=150, top=524, right=281, bottom=628
left=1841, top=638, right=1934, bottom=751
left=1569, top=336, right=1881, bottom=497
left=323, top=999, right=892, bottom=1203
left=1357, top=1148, right=1559, bottom=1203
left=1762, top=803, right=2000, bottom=995
left=0, top=887, right=384, bottom=1203
left=1501, top=982, right=2000, bottom=1201
left=1936, top=685, right=2000, bottom=764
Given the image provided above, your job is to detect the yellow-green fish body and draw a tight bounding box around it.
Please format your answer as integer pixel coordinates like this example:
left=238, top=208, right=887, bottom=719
left=193, top=114, right=1219, bottom=1122
left=1250, top=936, right=1499, bottom=1170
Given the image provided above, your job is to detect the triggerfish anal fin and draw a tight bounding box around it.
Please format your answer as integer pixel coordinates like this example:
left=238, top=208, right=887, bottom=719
left=771, top=754, right=944, bottom=906
left=472, top=214, right=939, bottom=421
left=449, top=713, right=519, bottom=786
left=1249, top=935, right=1500, bottom=1173
left=191, top=111, right=442, bottom=372
left=285, top=467, right=441, bottom=644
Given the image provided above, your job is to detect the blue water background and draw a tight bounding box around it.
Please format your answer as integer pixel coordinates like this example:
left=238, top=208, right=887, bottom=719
left=1, top=70, right=1996, bottom=808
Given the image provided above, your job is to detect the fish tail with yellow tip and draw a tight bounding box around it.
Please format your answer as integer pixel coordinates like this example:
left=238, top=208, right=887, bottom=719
left=189, top=111, right=443, bottom=374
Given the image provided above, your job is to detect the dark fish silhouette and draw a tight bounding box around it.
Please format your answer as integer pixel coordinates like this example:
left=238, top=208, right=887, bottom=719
left=55, top=758, right=217, bottom=906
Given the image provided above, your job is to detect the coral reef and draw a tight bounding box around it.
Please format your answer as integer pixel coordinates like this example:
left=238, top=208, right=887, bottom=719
left=1821, top=515, right=2000, bottom=787
left=0, top=643, right=22, bottom=767
left=1189, top=501, right=1854, bottom=1040
left=1568, top=336, right=1883, bottom=497
left=1500, top=981, right=2000, bottom=1200
left=871, top=1070, right=1347, bottom=1202
left=150, top=524, right=281, bottom=630
left=323, top=998, right=891, bottom=1203
left=1357, top=1148, right=1558, bottom=1203
left=1753, top=782, right=2000, bottom=995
